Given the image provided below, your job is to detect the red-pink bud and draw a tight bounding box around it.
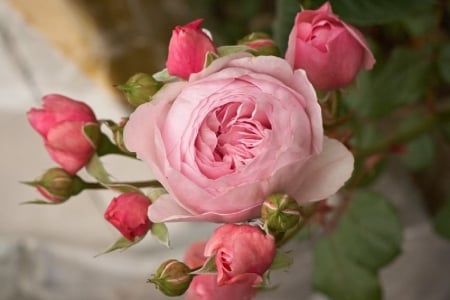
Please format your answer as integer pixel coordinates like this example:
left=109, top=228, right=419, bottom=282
left=27, top=94, right=98, bottom=174
left=104, top=192, right=152, bottom=241
left=204, top=224, right=275, bottom=286
left=166, top=19, right=217, bottom=79
left=285, top=2, right=375, bottom=90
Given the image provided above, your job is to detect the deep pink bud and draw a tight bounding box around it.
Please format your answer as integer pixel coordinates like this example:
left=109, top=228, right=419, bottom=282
left=285, top=2, right=375, bottom=90
left=184, top=240, right=257, bottom=300
left=204, top=224, right=275, bottom=286
left=27, top=94, right=98, bottom=174
left=166, top=19, right=217, bottom=79
left=104, top=192, right=152, bottom=241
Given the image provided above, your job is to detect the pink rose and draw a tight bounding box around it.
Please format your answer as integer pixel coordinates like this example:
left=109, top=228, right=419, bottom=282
left=204, top=224, right=275, bottom=285
left=285, top=2, right=375, bottom=91
left=124, top=53, right=354, bottom=223
left=104, top=192, right=152, bottom=241
left=184, top=240, right=257, bottom=300
left=166, top=19, right=217, bottom=79
left=27, top=94, right=98, bottom=174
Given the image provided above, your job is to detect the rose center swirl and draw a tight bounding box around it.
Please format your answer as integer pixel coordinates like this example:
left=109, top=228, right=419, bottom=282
left=194, top=101, right=271, bottom=179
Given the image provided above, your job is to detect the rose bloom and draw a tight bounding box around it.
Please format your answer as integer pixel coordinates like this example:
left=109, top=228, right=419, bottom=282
left=166, top=19, right=217, bottom=79
left=124, top=53, right=354, bottom=223
left=285, top=2, right=375, bottom=91
left=184, top=240, right=257, bottom=300
left=27, top=94, right=98, bottom=174
left=104, top=192, right=152, bottom=241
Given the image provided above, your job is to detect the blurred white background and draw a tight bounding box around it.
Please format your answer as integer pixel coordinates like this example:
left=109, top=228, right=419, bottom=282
left=1, top=1, right=450, bottom=299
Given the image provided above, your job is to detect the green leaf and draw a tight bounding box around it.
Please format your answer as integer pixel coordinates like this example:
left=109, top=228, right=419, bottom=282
left=190, top=255, right=217, bottom=275
left=151, top=223, right=170, bottom=248
left=344, top=47, right=432, bottom=119
left=433, top=196, right=450, bottom=241
left=438, top=43, right=450, bottom=84
left=313, top=191, right=402, bottom=300
left=308, top=0, right=436, bottom=26
left=400, top=134, right=435, bottom=171
left=96, top=235, right=144, bottom=257
left=273, top=0, right=300, bottom=54
left=269, top=250, right=293, bottom=270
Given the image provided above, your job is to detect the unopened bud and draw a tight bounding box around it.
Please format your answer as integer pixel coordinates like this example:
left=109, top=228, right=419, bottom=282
left=27, top=168, right=85, bottom=202
left=148, top=259, right=193, bottom=297
left=117, top=73, right=162, bottom=107
left=261, top=193, right=301, bottom=233
left=238, top=32, right=280, bottom=56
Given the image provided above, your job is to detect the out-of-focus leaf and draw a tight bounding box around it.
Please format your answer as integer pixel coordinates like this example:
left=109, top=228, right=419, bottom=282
left=273, top=0, right=300, bottom=54
left=349, top=125, right=386, bottom=187
left=438, top=43, right=450, bottom=84
left=344, top=47, right=432, bottom=119
left=307, top=0, right=436, bottom=25
left=313, top=191, right=402, bottom=300
left=190, top=255, right=217, bottom=275
left=400, top=134, right=435, bottom=171
left=401, top=7, right=438, bottom=37
left=434, top=196, right=450, bottom=241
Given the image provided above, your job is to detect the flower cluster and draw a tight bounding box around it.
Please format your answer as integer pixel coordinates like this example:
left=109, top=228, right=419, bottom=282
left=23, top=2, right=377, bottom=299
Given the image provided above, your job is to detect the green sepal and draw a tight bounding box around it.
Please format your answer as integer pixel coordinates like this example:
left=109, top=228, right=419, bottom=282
left=153, top=68, right=179, bottom=83
left=151, top=222, right=170, bottom=248
left=189, top=255, right=217, bottom=275
left=20, top=199, right=65, bottom=205
left=82, top=123, right=101, bottom=149
left=95, top=235, right=144, bottom=257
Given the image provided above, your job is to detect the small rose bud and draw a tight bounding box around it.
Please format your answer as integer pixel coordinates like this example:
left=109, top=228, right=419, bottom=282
left=104, top=192, right=152, bottom=241
left=148, top=259, right=193, bottom=297
left=29, top=168, right=85, bottom=202
left=238, top=32, right=280, bottom=56
left=166, top=19, right=217, bottom=79
left=27, top=94, right=99, bottom=174
left=261, top=193, right=301, bottom=233
left=117, top=73, right=162, bottom=107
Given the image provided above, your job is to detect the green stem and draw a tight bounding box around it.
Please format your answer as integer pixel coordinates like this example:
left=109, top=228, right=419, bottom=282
left=354, top=103, right=450, bottom=159
left=83, top=180, right=163, bottom=189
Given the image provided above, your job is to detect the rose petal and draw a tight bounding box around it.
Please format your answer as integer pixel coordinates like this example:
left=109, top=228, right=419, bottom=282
left=277, top=137, right=354, bottom=203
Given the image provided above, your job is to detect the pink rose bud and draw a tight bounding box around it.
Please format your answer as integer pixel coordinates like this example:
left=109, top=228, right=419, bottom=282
left=238, top=32, right=280, bottom=56
left=166, top=19, right=217, bottom=79
left=184, top=241, right=257, bottom=300
left=148, top=259, right=193, bottom=297
left=104, top=192, right=152, bottom=241
left=285, top=2, right=375, bottom=90
left=116, top=73, right=162, bottom=107
left=27, top=167, right=85, bottom=202
left=204, top=224, right=276, bottom=286
left=27, top=94, right=99, bottom=174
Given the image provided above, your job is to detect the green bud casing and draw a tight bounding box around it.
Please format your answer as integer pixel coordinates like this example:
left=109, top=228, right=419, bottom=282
left=261, top=193, right=301, bottom=233
left=148, top=259, right=193, bottom=297
left=117, top=73, right=162, bottom=107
